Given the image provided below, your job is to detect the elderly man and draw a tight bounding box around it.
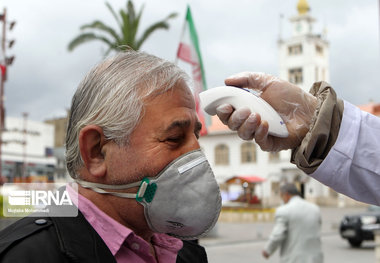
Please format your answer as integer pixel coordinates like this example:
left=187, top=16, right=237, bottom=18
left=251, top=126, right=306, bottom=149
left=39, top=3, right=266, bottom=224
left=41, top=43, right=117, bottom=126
left=0, top=50, right=221, bottom=262
left=262, top=183, right=323, bottom=263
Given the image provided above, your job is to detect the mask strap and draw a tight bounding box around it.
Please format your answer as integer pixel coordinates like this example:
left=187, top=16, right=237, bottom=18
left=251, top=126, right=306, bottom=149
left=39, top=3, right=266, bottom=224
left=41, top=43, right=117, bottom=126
left=76, top=179, right=141, bottom=190
left=75, top=178, right=157, bottom=202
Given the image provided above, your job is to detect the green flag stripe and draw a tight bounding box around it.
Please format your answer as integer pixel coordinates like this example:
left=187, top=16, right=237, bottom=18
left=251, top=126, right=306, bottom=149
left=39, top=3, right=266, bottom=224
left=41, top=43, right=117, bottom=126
left=186, top=6, right=207, bottom=90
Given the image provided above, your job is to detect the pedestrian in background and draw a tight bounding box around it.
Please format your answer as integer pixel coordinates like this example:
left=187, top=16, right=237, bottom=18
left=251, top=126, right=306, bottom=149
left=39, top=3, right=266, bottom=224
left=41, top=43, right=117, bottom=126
left=262, top=183, right=323, bottom=263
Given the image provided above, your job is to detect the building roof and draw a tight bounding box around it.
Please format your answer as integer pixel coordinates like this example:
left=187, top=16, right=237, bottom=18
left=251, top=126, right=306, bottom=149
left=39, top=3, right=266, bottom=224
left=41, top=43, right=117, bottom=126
left=206, top=115, right=230, bottom=133
left=358, top=102, right=380, bottom=116
left=226, top=175, right=266, bottom=184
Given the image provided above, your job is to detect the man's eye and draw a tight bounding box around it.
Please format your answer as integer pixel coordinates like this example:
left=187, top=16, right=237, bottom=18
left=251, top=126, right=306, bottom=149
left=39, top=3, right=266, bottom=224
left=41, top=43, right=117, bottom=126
left=166, top=137, right=183, bottom=143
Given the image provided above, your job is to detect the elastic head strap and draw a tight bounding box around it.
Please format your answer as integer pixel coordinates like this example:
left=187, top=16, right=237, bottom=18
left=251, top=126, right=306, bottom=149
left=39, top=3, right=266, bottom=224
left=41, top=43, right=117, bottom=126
left=75, top=178, right=156, bottom=202
left=84, top=185, right=137, bottom=198
left=76, top=179, right=141, bottom=190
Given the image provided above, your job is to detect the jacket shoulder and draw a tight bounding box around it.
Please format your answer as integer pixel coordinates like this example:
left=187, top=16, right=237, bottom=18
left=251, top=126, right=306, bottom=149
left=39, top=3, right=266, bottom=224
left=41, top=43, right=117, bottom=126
left=176, top=240, right=208, bottom=263
left=0, top=216, right=63, bottom=262
left=0, top=216, right=52, bottom=252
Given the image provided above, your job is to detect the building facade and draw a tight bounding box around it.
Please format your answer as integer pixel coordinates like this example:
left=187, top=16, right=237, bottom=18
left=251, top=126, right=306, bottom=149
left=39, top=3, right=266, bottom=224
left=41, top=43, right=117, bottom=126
left=1, top=116, right=56, bottom=182
left=44, top=114, right=70, bottom=182
left=199, top=116, right=338, bottom=207
left=199, top=0, right=359, bottom=207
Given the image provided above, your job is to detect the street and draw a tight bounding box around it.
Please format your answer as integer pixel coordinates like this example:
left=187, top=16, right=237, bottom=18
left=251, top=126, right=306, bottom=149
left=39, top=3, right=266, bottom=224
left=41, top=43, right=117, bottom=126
left=200, top=206, right=376, bottom=263
left=0, top=206, right=376, bottom=262
left=202, top=234, right=375, bottom=263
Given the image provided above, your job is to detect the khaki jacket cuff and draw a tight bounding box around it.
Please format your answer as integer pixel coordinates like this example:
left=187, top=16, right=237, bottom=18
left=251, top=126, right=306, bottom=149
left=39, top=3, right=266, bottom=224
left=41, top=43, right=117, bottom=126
left=291, top=82, right=344, bottom=174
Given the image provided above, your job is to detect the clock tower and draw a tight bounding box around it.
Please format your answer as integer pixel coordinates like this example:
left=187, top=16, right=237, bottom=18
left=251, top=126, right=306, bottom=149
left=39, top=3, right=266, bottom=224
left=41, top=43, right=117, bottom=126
left=278, top=0, right=329, bottom=92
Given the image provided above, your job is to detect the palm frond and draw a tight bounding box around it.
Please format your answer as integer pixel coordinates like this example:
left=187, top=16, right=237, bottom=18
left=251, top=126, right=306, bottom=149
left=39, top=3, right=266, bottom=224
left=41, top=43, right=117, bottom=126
left=128, top=3, right=144, bottom=48
left=135, top=21, right=169, bottom=50
left=105, top=2, right=122, bottom=29
left=67, top=33, right=114, bottom=51
left=135, top=12, right=177, bottom=49
left=165, top=12, right=178, bottom=20
left=80, top=20, right=121, bottom=43
left=136, top=3, right=145, bottom=22
left=67, top=1, right=177, bottom=54
left=127, top=0, right=136, bottom=24
left=119, top=9, right=132, bottom=46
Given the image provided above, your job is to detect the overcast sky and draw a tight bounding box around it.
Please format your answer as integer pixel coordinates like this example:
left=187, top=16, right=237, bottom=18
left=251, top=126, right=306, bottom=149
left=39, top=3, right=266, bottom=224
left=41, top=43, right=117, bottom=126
left=1, top=0, right=379, bottom=121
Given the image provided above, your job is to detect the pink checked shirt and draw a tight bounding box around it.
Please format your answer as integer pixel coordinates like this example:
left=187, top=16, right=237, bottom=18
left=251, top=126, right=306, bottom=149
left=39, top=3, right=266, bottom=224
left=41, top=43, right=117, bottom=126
left=66, top=184, right=183, bottom=263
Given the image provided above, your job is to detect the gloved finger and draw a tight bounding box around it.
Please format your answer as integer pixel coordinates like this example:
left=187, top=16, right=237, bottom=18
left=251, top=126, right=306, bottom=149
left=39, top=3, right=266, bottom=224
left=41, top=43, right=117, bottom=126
left=237, top=113, right=261, bottom=140
left=254, top=121, right=273, bottom=151
left=227, top=107, right=251, bottom=131
left=225, top=72, right=270, bottom=92
left=215, top=104, right=234, bottom=125
left=224, top=71, right=252, bottom=87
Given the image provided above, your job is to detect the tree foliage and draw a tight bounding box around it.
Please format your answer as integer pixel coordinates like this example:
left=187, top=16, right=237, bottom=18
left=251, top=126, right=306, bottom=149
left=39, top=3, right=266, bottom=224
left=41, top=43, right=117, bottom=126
left=68, top=1, right=177, bottom=54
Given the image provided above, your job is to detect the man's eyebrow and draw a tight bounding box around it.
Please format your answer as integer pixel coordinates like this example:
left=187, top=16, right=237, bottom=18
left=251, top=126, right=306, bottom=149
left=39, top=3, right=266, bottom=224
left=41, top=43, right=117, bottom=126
left=164, top=120, right=191, bottom=132
left=163, top=119, right=202, bottom=134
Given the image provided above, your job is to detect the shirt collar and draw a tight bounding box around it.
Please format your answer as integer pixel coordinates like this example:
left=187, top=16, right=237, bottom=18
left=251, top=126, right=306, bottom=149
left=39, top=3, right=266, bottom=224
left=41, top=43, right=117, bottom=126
left=67, top=183, right=131, bottom=255
left=288, top=195, right=301, bottom=203
left=66, top=183, right=183, bottom=256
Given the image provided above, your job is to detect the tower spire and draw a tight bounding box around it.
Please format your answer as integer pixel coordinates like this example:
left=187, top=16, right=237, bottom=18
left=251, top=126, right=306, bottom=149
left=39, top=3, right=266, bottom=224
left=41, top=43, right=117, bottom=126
left=297, top=0, right=310, bottom=15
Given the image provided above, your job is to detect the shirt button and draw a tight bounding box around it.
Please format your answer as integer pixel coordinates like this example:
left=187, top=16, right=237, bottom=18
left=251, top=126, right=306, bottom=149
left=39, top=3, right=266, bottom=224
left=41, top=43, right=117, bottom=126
left=131, top=243, right=140, bottom=250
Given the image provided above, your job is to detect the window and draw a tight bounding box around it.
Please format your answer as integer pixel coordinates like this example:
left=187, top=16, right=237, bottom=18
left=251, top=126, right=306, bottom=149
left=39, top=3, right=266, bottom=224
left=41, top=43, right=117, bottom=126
left=288, top=44, right=302, bottom=55
left=315, top=44, right=324, bottom=56
left=288, top=68, right=303, bottom=84
left=215, top=144, right=229, bottom=165
left=241, top=142, right=256, bottom=163
left=268, top=152, right=280, bottom=162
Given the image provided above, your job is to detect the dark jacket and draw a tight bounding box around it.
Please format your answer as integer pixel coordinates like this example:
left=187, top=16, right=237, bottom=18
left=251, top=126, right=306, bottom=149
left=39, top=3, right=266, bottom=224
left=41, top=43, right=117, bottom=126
left=0, top=210, right=208, bottom=262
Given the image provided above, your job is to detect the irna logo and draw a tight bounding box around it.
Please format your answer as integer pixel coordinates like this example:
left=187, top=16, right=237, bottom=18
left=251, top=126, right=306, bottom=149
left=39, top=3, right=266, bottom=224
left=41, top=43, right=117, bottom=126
left=8, top=190, right=73, bottom=206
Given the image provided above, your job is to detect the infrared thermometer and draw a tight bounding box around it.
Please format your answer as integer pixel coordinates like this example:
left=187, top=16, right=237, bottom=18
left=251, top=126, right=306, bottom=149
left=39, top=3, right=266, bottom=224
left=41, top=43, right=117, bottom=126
left=199, top=86, right=289, bottom=138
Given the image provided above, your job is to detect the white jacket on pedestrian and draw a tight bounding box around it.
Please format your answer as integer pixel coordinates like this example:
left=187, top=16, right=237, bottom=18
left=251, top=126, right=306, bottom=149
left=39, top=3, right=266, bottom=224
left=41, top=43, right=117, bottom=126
left=310, top=101, right=380, bottom=205
left=264, top=196, right=323, bottom=263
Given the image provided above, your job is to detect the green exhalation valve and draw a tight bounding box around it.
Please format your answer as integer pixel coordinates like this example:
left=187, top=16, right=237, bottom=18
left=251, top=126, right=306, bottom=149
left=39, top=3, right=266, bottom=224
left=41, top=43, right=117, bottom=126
left=136, top=178, right=157, bottom=203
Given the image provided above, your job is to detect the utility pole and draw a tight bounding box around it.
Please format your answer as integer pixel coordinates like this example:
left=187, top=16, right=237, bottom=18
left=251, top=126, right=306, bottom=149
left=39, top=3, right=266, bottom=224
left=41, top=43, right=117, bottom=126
left=0, top=8, right=6, bottom=181
left=0, top=7, right=15, bottom=182
left=22, top=112, right=28, bottom=180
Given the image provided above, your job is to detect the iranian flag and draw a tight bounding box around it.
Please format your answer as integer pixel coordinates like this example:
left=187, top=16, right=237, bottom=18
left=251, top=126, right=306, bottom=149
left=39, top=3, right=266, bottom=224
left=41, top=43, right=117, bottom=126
left=176, top=6, right=208, bottom=136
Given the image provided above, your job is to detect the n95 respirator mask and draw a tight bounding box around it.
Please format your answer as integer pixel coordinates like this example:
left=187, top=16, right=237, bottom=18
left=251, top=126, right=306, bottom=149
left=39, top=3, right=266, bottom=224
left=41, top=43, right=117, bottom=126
left=76, top=149, right=222, bottom=240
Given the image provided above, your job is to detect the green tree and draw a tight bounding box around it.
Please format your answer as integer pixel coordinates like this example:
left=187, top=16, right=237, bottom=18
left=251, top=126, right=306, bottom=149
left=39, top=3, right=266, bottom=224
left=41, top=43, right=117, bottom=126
left=68, top=0, right=177, bottom=54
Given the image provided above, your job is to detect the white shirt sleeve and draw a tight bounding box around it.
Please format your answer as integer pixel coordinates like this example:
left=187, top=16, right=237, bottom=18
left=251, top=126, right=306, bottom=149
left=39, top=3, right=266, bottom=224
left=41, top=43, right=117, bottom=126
left=310, top=100, right=380, bottom=205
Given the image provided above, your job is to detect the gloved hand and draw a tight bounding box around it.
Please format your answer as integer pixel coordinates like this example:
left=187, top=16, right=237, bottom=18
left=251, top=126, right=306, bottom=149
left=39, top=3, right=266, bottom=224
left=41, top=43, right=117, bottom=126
left=215, top=72, right=318, bottom=151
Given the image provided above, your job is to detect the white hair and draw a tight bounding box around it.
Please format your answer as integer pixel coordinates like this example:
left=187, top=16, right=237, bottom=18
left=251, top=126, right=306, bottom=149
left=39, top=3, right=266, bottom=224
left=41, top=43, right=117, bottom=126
left=65, top=50, right=190, bottom=179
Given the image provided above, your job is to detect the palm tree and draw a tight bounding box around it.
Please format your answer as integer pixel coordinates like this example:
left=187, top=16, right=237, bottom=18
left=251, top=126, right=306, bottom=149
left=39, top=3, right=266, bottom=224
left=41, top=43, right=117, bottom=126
left=68, top=0, right=177, bottom=54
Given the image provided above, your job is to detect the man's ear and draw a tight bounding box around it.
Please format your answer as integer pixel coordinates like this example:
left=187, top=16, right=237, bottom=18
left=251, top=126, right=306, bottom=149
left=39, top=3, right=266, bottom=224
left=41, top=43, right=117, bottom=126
left=78, top=125, right=107, bottom=178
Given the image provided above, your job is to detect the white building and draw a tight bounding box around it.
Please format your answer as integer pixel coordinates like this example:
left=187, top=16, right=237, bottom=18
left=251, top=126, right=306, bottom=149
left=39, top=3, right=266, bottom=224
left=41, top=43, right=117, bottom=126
left=199, top=116, right=299, bottom=207
left=199, top=0, right=354, bottom=207
left=1, top=116, right=57, bottom=182
left=278, top=0, right=330, bottom=91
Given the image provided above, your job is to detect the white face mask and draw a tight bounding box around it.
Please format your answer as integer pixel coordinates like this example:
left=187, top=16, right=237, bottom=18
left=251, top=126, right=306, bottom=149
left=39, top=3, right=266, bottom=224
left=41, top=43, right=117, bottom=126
left=76, top=149, right=222, bottom=240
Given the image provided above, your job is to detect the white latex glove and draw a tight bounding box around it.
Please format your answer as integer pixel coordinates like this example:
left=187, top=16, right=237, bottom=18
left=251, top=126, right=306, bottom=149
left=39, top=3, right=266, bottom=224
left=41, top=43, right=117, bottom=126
left=216, top=72, right=318, bottom=151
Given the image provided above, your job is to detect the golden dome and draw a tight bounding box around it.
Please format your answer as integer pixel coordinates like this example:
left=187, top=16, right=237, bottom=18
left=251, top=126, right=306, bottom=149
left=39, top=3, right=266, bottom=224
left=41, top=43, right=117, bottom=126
left=297, top=0, right=310, bottom=15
